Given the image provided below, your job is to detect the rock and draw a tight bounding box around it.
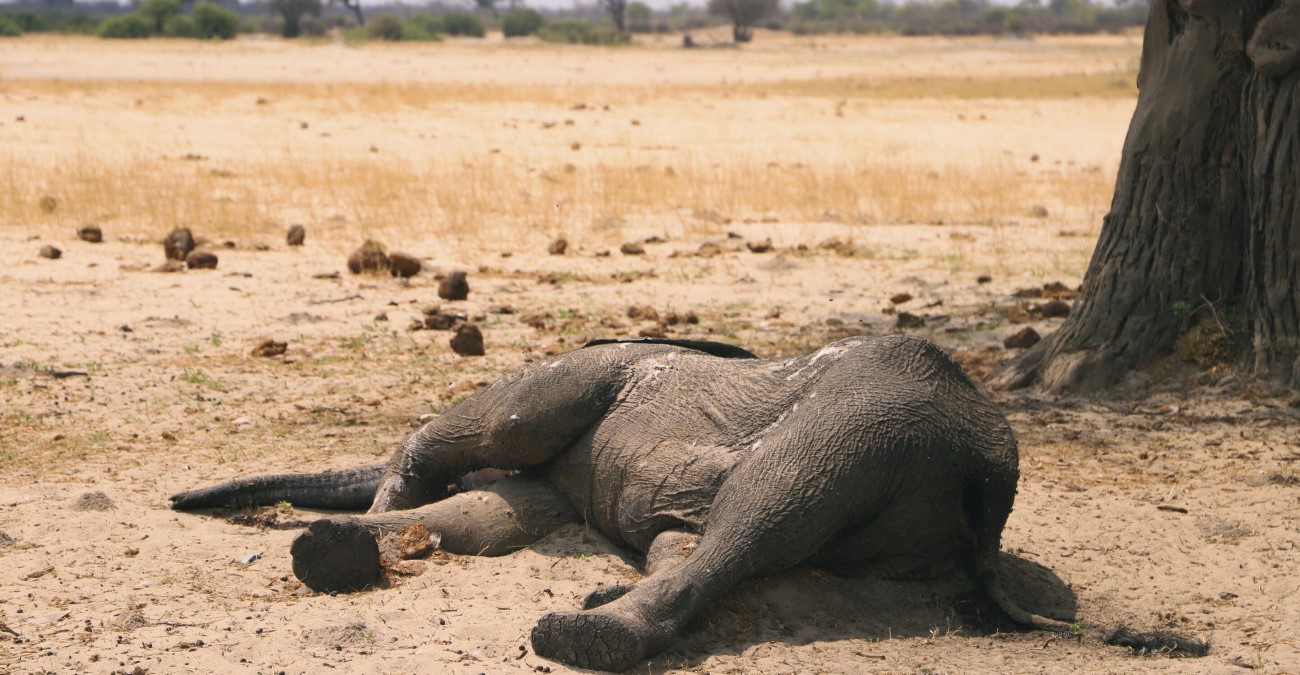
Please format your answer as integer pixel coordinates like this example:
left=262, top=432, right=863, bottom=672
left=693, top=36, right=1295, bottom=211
left=424, top=312, right=457, bottom=330
left=1004, top=327, right=1041, bottom=349
left=185, top=250, right=218, bottom=270
left=684, top=311, right=699, bottom=324
left=388, top=252, right=422, bottom=278
left=77, top=224, right=103, bottom=243
left=746, top=238, right=773, bottom=253
left=594, top=250, right=610, bottom=257
left=977, top=275, right=993, bottom=284
left=397, top=523, right=436, bottom=559
left=347, top=240, right=390, bottom=274
left=286, top=224, right=306, bottom=246
left=890, top=292, right=913, bottom=305
left=1040, top=299, right=1071, bottom=319
left=450, top=323, right=485, bottom=356
left=0, top=529, right=13, bottom=547
left=439, top=271, right=470, bottom=301
left=1030, top=204, right=1050, bottom=218
left=548, top=238, right=568, bottom=255
left=374, top=312, right=388, bottom=322
left=1012, top=287, right=1043, bottom=299
left=163, top=227, right=197, bottom=261
left=39, top=245, right=61, bottom=260
left=896, top=312, right=925, bottom=329
left=71, top=491, right=115, bottom=512
left=696, top=242, right=721, bottom=258
left=627, top=305, right=659, bottom=322
left=251, top=339, right=287, bottom=357
left=620, top=242, right=646, bottom=255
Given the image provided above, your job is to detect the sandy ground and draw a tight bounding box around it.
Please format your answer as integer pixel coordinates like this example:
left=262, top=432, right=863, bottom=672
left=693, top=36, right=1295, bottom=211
left=1, top=34, right=1299, bottom=675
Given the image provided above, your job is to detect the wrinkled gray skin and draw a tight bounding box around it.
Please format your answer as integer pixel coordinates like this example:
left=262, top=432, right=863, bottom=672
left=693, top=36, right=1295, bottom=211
left=172, top=335, right=1061, bottom=672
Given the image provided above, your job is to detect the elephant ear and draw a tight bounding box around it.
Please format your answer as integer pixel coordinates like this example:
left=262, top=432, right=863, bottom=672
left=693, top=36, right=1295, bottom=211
left=582, top=337, right=759, bottom=360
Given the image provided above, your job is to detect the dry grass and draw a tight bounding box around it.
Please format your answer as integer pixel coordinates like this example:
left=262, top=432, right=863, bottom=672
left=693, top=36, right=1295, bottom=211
left=0, top=35, right=1133, bottom=263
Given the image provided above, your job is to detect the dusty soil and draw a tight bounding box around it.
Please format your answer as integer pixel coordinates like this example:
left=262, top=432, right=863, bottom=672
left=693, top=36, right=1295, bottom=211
left=2, top=34, right=1299, bottom=675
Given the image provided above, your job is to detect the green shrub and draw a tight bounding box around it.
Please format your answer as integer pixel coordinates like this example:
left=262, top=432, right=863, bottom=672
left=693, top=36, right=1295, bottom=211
left=501, top=8, right=542, bottom=37
left=6, top=10, right=46, bottom=32
left=163, top=14, right=197, bottom=37
left=441, top=11, right=484, bottom=37
left=192, top=2, right=239, bottom=39
left=97, top=13, right=153, bottom=38
left=0, top=17, right=22, bottom=37
left=139, top=0, right=182, bottom=33
left=367, top=12, right=404, bottom=40
left=408, top=13, right=444, bottom=35
left=537, top=19, right=630, bottom=45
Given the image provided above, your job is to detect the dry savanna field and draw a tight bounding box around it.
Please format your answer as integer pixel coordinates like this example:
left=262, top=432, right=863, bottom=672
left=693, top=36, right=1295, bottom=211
left=1, top=30, right=1298, bottom=674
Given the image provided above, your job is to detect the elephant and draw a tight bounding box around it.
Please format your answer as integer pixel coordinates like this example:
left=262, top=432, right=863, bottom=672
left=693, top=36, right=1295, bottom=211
left=171, top=334, right=1068, bottom=671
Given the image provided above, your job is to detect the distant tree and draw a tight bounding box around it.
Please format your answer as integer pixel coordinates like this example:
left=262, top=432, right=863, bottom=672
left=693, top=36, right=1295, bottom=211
left=706, top=0, right=777, bottom=41
left=602, top=0, right=628, bottom=32
left=333, top=0, right=364, bottom=26
left=192, top=1, right=239, bottom=39
left=139, top=0, right=183, bottom=33
left=273, top=0, right=322, bottom=37
left=471, top=0, right=498, bottom=16
left=501, top=7, right=542, bottom=36
left=626, top=1, right=651, bottom=31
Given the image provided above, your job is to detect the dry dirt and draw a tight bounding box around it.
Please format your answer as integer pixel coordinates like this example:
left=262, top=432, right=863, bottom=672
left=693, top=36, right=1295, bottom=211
left=2, top=33, right=1299, bottom=675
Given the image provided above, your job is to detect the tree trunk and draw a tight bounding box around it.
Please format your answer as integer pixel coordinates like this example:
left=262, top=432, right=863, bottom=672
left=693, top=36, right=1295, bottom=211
left=994, top=0, right=1300, bottom=394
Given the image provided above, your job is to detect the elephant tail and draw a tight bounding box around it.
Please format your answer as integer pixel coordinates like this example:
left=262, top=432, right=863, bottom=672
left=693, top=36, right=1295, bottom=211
left=169, top=462, right=386, bottom=511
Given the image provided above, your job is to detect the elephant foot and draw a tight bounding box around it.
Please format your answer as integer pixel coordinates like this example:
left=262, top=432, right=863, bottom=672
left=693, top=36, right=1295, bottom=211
left=582, top=583, right=633, bottom=609
left=531, top=610, right=655, bottom=673
left=290, top=517, right=381, bottom=593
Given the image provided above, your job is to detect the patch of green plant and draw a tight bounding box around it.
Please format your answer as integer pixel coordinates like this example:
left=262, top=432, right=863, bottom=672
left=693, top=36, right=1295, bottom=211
left=0, top=16, right=23, bottom=37
left=538, top=19, right=631, bottom=45
left=192, top=1, right=239, bottom=39
left=441, top=12, right=485, bottom=37
left=210, top=332, right=223, bottom=347
left=501, top=7, right=543, bottom=37
left=97, top=13, right=152, bottom=39
left=180, top=367, right=226, bottom=390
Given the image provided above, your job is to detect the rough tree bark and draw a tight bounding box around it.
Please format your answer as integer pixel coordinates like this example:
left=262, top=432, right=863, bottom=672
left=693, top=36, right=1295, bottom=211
left=994, top=0, right=1300, bottom=394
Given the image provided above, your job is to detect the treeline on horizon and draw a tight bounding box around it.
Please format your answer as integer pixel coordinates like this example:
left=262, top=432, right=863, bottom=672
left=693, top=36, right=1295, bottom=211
left=0, top=0, right=1149, bottom=43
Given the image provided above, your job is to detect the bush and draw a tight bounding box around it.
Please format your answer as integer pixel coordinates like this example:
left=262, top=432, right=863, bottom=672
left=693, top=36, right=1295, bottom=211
left=501, top=8, right=543, bottom=37
left=6, top=10, right=47, bottom=32
left=367, top=12, right=404, bottom=40
left=408, top=13, right=444, bottom=36
left=192, top=2, right=239, bottom=40
left=537, top=19, right=630, bottom=45
left=97, top=13, right=153, bottom=38
left=0, top=17, right=22, bottom=37
left=139, top=0, right=182, bottom=33
left=163, top=14, right=197, bottom=37
left=441, top=11, right=484, bottom=37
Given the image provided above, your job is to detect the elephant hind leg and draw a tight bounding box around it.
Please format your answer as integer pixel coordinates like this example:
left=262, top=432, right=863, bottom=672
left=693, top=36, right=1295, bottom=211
left=292, top=476, right=578, bottom=593
left=580, top=529, right=700, bottom=610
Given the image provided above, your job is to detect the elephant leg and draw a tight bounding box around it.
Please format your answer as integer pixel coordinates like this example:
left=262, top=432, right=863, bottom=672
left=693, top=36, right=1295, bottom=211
left=532, top=413, right=875, bottom=671
left=581, top=529, right=701, bottom=610
left=291, top=476, right=579, bottom=593
left=369, top=354, right=624, bottom=513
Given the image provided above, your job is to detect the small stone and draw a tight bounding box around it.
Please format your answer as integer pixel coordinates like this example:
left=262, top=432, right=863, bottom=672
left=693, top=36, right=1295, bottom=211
left=450, top=323, right=485, bottom=356
left=1030, top=204, right=1050, bottom=218
left=77, top=224, right=103, bottom=243
left=696, top=242, right=721, bottom=258
left=0, top=529, right=14, bottom=547
left=374, top=312, right=388, bottom=322
left=1012, top=287, right=1043, bottom=299
left=1040, top=299, right=1071, bottom=319
left=1004, top=327, right=1042, bottom=349
left=977, top=275, right=993, bottom=284
left=39, top=245, right=61, bottom=260
left=627, top=305, right=658, bottom=322
left=620, top=241, right=645, bottom=256
left=251, top=339, right=287, bottom=357
left=424, top=313, right=457, bottom=331
left=348, top=240, right=390, bottom=274
left=547, top=238, right=568, bottom=255
left=39, top=195, right=58, bottom=212
left=388, top=252, right=422, bottom=278
left=286, top=224, right=305, bottom=246
left=185, top=250, right=218, bottom=270
left=746, top=238, right=773, bottom=253
left=439, top=271, right=470, bottom=301
left=889, top=292, right=913, bottom=305
left=163, top=228, right=197, bottom=261
left=896, top=312, right=925, bottom=329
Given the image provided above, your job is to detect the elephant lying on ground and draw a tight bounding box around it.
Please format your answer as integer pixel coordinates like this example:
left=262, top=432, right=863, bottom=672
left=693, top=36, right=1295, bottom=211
left=172, top=334, right=1066, bottom=671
